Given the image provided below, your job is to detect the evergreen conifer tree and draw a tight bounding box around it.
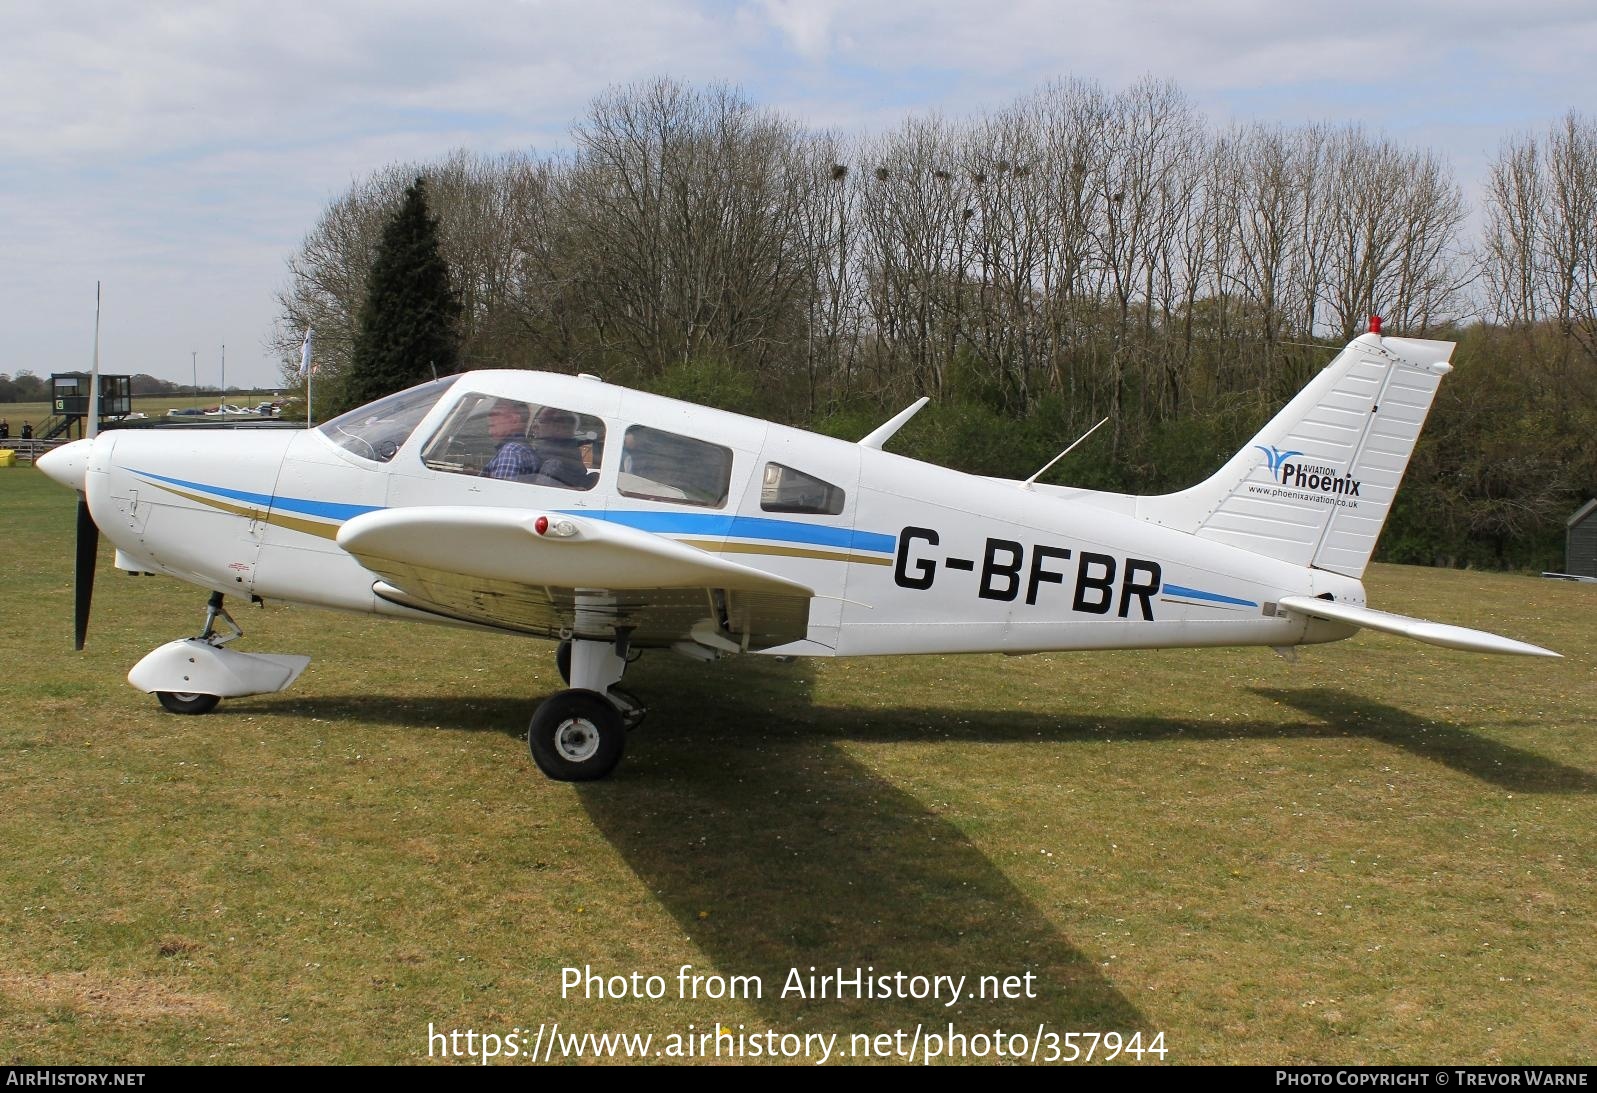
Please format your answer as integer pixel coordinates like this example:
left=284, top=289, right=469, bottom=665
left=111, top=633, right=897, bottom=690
left=341, top=177, right=460, bottom=411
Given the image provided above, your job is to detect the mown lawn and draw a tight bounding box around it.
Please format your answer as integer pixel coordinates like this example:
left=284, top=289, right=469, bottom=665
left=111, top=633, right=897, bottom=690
left=1, top=466, right=1591, bottom=1064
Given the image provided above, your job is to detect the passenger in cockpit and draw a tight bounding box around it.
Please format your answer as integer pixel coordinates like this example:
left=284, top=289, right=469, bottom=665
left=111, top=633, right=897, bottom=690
left=529, top=406, right=594, bottom=489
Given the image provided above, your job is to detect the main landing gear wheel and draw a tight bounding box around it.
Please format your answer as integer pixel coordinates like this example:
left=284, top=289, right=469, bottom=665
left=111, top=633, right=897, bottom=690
left=156, top=691, right=220, bottom=715
left=528, top=689, right=625, bottom=782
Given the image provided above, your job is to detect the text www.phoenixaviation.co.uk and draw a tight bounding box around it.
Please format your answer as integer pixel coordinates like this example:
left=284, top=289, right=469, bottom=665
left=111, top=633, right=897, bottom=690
left=427, top=1023, right=1166, bottom=1064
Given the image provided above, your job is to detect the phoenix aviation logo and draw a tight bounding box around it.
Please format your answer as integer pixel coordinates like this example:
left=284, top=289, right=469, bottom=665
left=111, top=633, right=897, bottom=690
left=1254, top=445, right=1362, bottom=497
left=1254, top=445, right=1303, bottom=479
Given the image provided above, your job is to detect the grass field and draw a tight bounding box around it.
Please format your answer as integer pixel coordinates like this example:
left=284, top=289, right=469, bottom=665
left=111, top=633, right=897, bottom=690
left=1, top=465, right=1592, bottom=1065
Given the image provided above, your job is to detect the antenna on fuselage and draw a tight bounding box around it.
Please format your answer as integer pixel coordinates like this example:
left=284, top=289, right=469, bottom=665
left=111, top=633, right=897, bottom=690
left=1020, top=416, right=1109, bottom=490
left=859, top=397, right=929, bottom=450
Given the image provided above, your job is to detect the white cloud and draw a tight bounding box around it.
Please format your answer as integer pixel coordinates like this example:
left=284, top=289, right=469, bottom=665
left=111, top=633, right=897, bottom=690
left=4, top=1, right=1596, bottom=385
left=752, top=0, right=845, bottom=61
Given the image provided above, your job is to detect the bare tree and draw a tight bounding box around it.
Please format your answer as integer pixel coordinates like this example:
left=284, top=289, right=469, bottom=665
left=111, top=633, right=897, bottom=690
left=1543, top=113, right=1597, bottom=354
left=792, top=134, right=864, bottom=411
left=855, top=115, right=974, bottom=400
left=1088, top=77, right=1204, bottom=432
left=563, top=79, right=810, bottom=383
left=1318, top=128, right=1465, bottom=342
left=1030, top=78, right=1114, bottom=412
left=1481, top=135, right=1544, bottom=326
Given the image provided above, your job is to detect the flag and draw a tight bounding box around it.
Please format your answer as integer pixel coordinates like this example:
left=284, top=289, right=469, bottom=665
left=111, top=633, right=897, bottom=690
left=298, top=328, right=314, bottom=377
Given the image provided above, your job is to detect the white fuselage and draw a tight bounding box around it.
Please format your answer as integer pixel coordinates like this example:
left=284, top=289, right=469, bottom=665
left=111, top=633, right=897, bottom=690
left=74, top=371, right=1362, bottom=658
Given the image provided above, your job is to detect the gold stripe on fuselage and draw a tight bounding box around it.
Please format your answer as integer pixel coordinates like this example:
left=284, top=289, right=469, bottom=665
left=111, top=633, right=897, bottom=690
left=676, top=538, right=893, bottom=566
left=143, top=481, right=341, bottom=540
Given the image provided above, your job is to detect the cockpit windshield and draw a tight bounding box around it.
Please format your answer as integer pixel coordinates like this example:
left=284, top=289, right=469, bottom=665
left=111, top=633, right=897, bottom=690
left=318, top=377, right=458, bottom=463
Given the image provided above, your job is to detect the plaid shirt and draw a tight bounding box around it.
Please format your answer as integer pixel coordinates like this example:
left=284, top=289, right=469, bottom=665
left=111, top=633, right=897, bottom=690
left=483, top=439, right=542, bottom=480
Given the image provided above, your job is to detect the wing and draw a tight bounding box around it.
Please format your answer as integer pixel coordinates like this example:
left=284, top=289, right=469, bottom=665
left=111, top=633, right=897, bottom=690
left=337, top=506, right=814, bottom=651
left=1276, top=595, right=1559, bottom=658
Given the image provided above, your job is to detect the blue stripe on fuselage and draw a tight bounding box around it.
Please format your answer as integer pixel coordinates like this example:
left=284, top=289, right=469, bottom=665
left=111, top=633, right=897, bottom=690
left=1161, top=583, right=1259, bottom=608
left=130, top=469, right=893, bottom=554
left=132, top=469, right=381, bottom=522
left=566, top=510, right=896, bottom=554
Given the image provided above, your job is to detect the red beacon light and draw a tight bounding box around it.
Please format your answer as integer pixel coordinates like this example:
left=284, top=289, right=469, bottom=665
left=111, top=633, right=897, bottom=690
left=1369, top=314, right=1383, bottom=335
left=532, top=514, right=578, bottom=538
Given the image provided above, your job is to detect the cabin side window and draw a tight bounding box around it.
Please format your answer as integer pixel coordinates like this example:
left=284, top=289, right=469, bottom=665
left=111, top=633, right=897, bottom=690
left=420, top=392, right=604, bottom=491
left=760, top=462, right=845, bottom=516
left=618, top=426, right=733, bottom=508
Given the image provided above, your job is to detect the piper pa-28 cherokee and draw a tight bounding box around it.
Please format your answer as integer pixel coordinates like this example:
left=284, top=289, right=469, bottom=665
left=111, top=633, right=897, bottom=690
left=38, top=323, right=1559, bottom=781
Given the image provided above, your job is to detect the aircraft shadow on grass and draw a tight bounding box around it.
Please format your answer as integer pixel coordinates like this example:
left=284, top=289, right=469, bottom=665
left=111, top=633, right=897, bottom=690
left=582, top=677, right=1590, bottom=1039
left=1251, top=687, right=1597, bottom=795
left=573, top=679, right=1147, bottom=1040
left=240, top=660, right=1590, bottom=1043
left=247, top=662, right=1596, bottom=798
left=249, top=665, right=1145, bottom=1037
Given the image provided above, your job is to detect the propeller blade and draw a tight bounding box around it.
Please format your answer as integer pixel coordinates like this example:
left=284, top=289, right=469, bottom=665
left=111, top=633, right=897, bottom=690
left=74, top=494, right=99, bottom=650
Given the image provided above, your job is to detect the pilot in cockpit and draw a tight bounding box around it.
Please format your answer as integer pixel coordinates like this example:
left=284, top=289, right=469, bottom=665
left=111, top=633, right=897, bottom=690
left=481, top=399, right=540, bottom=480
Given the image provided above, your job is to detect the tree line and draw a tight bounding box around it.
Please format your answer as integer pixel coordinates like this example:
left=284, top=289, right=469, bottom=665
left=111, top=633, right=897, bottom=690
left=274, top=77, right=1597, bottom=570
left=0, top=371, right=201, bottom=402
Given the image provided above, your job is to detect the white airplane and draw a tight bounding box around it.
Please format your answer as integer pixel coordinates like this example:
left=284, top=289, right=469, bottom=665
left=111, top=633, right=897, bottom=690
left=38, top=324, right=1559, bottom=781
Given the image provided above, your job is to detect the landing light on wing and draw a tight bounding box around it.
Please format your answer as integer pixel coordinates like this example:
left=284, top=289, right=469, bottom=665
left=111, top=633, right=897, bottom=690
left=533, top=515, right=577, bottom=537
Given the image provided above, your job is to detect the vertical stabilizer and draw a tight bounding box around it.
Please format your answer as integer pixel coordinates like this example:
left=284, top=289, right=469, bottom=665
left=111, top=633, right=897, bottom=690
left=1136, top=333, right=1454, bottom=579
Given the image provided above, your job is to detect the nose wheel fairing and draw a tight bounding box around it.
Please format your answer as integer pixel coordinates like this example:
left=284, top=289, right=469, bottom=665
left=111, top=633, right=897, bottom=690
left=129, top=593, right=310, bottom=711
left=128, top=639, right=310, bottom=701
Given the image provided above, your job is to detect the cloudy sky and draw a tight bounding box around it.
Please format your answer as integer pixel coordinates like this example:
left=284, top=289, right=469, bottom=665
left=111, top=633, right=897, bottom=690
left=4, top=0, right=1594, bottom=390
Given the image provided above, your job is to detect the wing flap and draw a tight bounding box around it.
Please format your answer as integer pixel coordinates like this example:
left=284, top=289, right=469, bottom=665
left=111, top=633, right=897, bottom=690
left=339, top=506, right=812, bottom=596
left=340, top=507, right=814, bottom=650
left=1277, top=595, right=1559, bottom=658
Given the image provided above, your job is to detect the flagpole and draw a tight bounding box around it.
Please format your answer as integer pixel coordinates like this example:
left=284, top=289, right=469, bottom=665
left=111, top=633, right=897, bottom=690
left=87, top=282, right=102, bottom=440
left=299, top=328, right=314, bottom=428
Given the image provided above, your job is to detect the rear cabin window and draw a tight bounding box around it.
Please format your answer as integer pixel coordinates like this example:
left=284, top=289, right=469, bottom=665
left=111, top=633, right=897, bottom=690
left=761, top=462, right=845, bottom=516
left=618, top=426, right=733, bottom=508
left=420, top=393, right=604, bottom=491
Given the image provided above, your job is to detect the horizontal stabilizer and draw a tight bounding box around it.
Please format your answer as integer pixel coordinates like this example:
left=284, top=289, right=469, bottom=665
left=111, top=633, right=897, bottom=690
left=1276, top=596, right=1560, bottom=658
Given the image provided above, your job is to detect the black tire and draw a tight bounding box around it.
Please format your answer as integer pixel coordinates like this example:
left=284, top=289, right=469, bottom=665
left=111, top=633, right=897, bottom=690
left=157, top=691, right=220, bottom=715
left=528, top=689, right=625, bottom=781
left=555, top=639, right=572, bottom=685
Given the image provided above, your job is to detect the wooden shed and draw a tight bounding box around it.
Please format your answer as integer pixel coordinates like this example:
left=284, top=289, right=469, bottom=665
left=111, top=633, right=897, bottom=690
left=1569, top=499, right=1597, bottom=578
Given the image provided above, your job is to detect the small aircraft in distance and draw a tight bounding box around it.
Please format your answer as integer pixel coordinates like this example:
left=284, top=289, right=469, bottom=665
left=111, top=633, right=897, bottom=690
left=39, top=321, right=1559, bottom=780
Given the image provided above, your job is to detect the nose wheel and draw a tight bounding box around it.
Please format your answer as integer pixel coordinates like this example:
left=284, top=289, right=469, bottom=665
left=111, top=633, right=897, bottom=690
left=150, top=592, right=241, bottom=715
left=156, top=691, right=221, bottom=715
